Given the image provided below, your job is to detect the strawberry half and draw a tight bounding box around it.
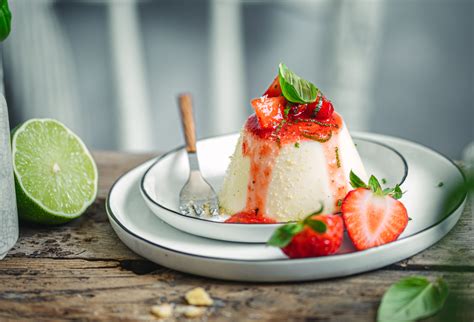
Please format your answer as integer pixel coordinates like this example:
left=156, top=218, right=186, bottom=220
left=341, top=171, right=408, bottom=251
left=251, top=96, right=286, bottom=129
left=267, top=206, right=344, bottom=258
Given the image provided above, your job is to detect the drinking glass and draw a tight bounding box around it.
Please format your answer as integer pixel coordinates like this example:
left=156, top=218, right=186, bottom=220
left=0, top=93, right=18, bottom=259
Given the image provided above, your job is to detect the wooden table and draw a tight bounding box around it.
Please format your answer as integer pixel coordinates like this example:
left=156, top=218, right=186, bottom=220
left=1, top=151, right=472, bottom=321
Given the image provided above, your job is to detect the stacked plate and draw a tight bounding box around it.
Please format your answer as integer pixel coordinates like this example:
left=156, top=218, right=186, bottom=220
left=106, top=132, right=466, bottom=282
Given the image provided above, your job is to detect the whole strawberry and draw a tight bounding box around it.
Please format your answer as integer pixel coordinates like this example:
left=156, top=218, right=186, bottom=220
left=342, top=171, right=409, bottom=251
left=267, top=207, right=344, bottom=259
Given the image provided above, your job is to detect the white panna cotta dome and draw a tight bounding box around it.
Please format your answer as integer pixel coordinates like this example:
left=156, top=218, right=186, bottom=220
left=219, top=112, right=367, bottom=222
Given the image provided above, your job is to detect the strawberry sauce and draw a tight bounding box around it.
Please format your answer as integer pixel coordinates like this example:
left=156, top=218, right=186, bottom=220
left=225, top=112, right=347, bottom=223
left=224, top=131, right=280, bottom=224
left=245, top=112, right=342, bottom=145
left=225, top=210, right=277, bottom=224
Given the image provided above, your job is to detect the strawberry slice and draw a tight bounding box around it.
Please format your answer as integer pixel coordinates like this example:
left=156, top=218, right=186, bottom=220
left=267, top=206, right=344, bottom=258
left=341, top=171, right=408, bottom=250
left=263, top=76, right=282, bottom=97
left=251, top=96, right=286, bottom=129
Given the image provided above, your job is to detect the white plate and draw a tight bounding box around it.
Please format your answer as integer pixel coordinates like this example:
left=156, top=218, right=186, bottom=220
left=141, top=135, right=408, bottom=242
left=106, top=132, right=466, bottom=282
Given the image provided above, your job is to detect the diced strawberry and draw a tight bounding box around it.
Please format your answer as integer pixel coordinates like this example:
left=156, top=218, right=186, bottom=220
left=304, top=95, right=334, bottom=120
left=281, top=214, right=344, bottom=258
left=315, top=98, right=334, bottom=120
left=251, top=96, right=286, bottom=129
left=341, top=188, right=408, bottom=250
left=263, top=76, right=282, bottom=97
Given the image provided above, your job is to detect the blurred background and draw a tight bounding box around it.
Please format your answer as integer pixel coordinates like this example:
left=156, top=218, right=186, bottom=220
left=2, top=0, right=473, bottom=158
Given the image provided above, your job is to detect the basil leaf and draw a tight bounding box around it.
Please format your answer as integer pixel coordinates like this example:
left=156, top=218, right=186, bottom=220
left=0, top=0, right=11, bottom=41
left=278, top=63, right=318, bottom=104
left=369, top=175, right=383, bottom=194
left=377, top=276, right=449, bottom=322
left=267, top=223, right=304, bottom=248
left=350, top=170, right=367, bottom=189
left=305, top=219, right=327, bottom=234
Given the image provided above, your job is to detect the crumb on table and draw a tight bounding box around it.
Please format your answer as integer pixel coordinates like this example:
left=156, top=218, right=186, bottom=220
left=185, top=287, right=214, bottom=306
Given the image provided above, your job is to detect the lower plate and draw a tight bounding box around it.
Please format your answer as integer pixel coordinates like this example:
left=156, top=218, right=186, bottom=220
left=106, top=132, right=466, bottom=282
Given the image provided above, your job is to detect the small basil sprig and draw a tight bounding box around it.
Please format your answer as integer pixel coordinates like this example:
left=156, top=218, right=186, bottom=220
left=267, top=204, right=326, bottom=247
left=377, top=276, right=448, bottom=322
left=350, top=170, right=403, bottom=199
left=278, top=63, right=318, bottom=104
left=0, top=0, right=11, bottom=41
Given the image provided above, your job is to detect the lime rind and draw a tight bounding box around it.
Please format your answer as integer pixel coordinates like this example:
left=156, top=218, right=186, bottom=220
left=12, top=119, right=98, bottom=224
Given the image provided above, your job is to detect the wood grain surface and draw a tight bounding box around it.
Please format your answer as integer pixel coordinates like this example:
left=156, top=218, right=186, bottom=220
left=1, top=151, right=472, bottom=321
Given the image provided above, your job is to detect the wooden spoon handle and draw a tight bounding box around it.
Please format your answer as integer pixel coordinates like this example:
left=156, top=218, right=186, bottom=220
left=178, top=93, right=197, bottom=153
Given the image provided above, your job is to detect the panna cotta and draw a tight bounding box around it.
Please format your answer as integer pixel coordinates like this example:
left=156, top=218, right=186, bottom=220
left=219, top=64, right=367, bottom=223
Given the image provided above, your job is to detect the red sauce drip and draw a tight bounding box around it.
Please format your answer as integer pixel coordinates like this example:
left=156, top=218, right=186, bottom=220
left=244, top=132, right=279, bottom=217
left=245, top=114, right=274, bottom=140
left=225, top=129, right=280, bottom=224
left=225, top=210, right=277, bottom=224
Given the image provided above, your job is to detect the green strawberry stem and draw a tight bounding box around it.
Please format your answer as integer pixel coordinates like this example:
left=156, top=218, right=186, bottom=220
left=267, top=203, right=327, bottom=248
left=349, top=170, right=404, bottom=200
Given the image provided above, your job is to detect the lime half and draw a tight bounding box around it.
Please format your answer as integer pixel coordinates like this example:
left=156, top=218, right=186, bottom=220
left=12, top=119, right=98, bottom=224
